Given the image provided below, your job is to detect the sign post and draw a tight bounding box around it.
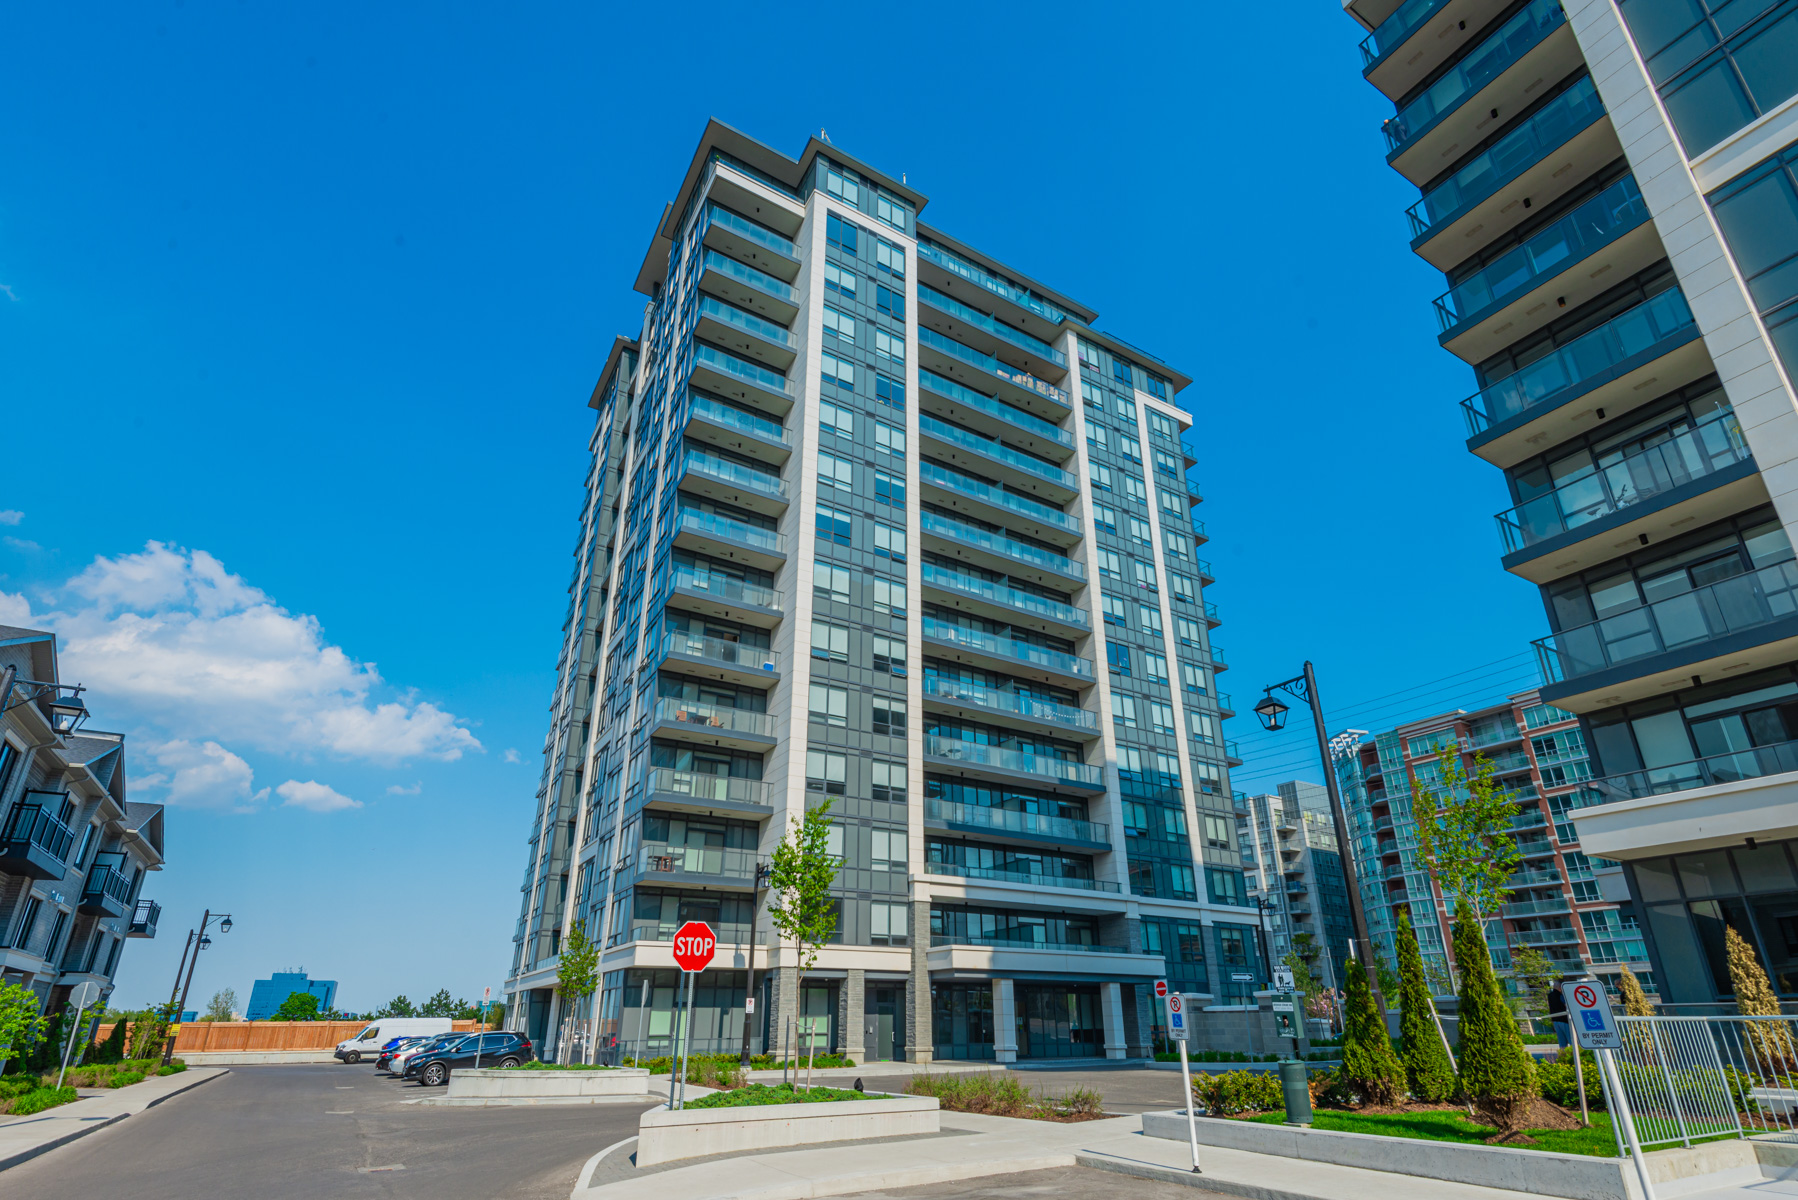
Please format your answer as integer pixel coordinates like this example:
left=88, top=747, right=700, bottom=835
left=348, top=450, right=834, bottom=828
left=1565, top=981, right=1651, bottom=1200
left=671, top=921, right=718, bottom=1111
left=56, top=981, right=103, bottom=1090
left=1166, top=992, right=1201, bottom=1174
left=474, top=986, right=490, bottom=1068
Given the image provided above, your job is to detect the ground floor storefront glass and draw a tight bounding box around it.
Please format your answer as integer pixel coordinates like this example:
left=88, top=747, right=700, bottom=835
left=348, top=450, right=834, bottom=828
left=602, top=968, right=754, bottom=1059
left=1018, top=984, right=1102, bottom=1058
left=932, top=983, right=993, bottom=1060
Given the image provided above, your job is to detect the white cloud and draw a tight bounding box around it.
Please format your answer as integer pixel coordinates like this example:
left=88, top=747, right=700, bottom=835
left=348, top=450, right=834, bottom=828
left=502, top=748, right=522, bottom=764
left=386, top=782, right=422, bottom=796
left=4, top=537, right=41, bottom=552
left=0, top=284, right=15, bottom=302
left=28, top=542, right=480, bottom=765
left=0, top=511, right=21, bottom=525
left=276, top=779, right=361, bottom=812
left=136, top=739, right=268, bottom=812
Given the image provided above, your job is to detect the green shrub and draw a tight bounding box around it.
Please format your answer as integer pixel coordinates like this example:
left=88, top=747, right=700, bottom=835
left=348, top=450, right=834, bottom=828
left=107, top=1071, right=147, bottom=1088
left=1340, top=961, right=1405, bottom=1106
left=0, top=1077, right=42, bottom=1100
left=1192, top=1069, right=1283, bottom=1116
left=9, top=1086, right=78, bottom=1116
left=905, top=1072, right=1103, bottom=1119
left=685, top=1082, right=868, bottom=1109
left=517, top=1062, right=618, bottom=1071
left=1307, top=1065, right=1362, bottom=1109
left=1537, top=1059, right=1603, bottom=1111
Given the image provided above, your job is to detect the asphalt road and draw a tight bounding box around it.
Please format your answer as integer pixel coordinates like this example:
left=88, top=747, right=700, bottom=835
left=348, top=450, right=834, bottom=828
left=4, top=1063, right=653, bottom=1200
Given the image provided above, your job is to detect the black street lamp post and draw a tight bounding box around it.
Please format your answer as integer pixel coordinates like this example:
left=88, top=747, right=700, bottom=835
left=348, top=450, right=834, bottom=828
left=162, top=910, right=233, bottom=1064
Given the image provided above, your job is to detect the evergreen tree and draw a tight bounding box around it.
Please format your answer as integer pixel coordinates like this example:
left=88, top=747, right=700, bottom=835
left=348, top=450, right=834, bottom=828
left=1452, top=911, right=1538, bottom=1133
left=1618, top=965, right=1655, bottom=1016
left=1726, top=925, right=1794, bottom=1066
left=1339, top=958, right=1406, bottom=1106
left=94, top=1017, right=128, bottom=1063
left=1395, top=910, right=1455, bottom=1102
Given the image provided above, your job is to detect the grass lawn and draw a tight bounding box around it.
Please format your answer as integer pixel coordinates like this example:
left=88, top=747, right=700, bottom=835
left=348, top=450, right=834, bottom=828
left=1247, top=1109, right=1624, bottom=1157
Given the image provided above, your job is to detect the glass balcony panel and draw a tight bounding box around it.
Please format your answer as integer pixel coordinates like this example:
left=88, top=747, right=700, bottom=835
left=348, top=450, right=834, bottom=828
left=922, top=674, right=1097, bottom=731
left=643, top=767, right=771, bottom=809
left=926, top=797, right=1105, bottom=843
left=691, top=342, right=795, bottom=400
left=683, top=450, right=788, bottom=499
left=929, top=934, right=1126, bottom=953
left=923, top=861, right=1119, bottom=892
left=631, top=919, right=758, bottom=944
left=918, top=562, right=1088, bottom=628
left=1360, top=0, right=1450, bottom=65
left=924, top=733, right=1103, bottom=785
left=920, top=512, right=1084, bottom=580
left=1464, top=288, right=1696, bottom=433
left=918, top=285, right=1066, bottom=365
left=694, top=295, right=793, bottom=348
left=917, top=240, right=1068, bottom=325
left=637, top=842, right=758, bottom=881
left=661, top=631, right=779, bottom=672
left=1592, top=739, right=1798, bottom=802
left=919, top=369, right=1072, bottom=449
left=688, top=394, right=788, bottom=444
left=1385, top=0, right=1568, bottom=151
left=922, top=616, right=1094, bottom=679
left=918, top=414, right=1076, bottom=490
left=671, top=566, right=781, bottom=611
left=701, top=249, right=795, bottom=304
left=706, top=205, right=796, bottom=259
left=675, top=508, right=784, bottom=555
left=652, top=697, right=775, bottom=738
left=919, top=461, right=1075, bottom=532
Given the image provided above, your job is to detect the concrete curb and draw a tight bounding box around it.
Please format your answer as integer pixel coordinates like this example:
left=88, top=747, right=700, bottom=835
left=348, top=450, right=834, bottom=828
left=0, top=1067, right=229, bottom=1172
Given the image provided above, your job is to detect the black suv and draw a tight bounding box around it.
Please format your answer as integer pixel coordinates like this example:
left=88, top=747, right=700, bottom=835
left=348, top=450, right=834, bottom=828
left=404, top=1031, right=534, bottom=1086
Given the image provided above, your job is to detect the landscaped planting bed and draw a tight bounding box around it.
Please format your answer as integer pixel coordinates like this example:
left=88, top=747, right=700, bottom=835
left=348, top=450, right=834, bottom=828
left=684, top=1083, right=873, bottom=1109
left=905, top=1072, right=1104, bottom=1121
left=1243, top=1108, right=1624, bottom=1157
left=1, top=1057, right=187, bottom=1116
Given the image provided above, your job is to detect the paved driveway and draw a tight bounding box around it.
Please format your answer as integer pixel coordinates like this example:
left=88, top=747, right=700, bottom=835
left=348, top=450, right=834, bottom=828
left=3, top=1063, right=653, bottom=1200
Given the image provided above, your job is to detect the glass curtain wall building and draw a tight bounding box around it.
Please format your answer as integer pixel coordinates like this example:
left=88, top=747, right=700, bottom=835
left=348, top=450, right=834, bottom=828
left=503, top=122, right=1252, bottom=1063
left=1236, top=781, right=1353, bottom=995
left=1348, top=0, right=1798, bottom=1006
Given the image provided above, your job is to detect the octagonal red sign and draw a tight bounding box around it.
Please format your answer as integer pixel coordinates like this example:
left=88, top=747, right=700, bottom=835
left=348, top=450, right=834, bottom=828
left=672, top=921, right=717, bottom=972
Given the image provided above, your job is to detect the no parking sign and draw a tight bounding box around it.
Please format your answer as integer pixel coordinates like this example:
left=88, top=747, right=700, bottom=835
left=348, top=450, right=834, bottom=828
left=1563, top=980, right=1620, bottom=1050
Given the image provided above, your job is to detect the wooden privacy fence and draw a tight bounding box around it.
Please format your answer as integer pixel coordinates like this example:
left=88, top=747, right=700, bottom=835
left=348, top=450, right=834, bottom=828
left=89, top=1019, right=486, bottom=1053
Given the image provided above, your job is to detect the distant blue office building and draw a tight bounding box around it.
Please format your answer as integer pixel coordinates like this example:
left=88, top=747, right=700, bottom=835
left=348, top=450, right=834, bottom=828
left=246, top=971, right=337, bottom=1020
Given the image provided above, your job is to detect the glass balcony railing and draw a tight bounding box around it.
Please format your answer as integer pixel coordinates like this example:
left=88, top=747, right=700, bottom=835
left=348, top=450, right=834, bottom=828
left=683, top=450, right=788, bottom=500
left=701, top=249, right=795, bottom=304
left=1359, top=0, right=1450, bottom=66
left=1515, top=927, right=1583, bottom=945
left=1535, top=559, right=1798, bottom=683
left=919, top=328, right=1070, bottom=408
left=1502, top=897, right=1571, bottom=919
left=929, top=934, right=1126, bottom=953
left=642, top=767, right=771, bottom=809
left=1509, top=868, right=1565, bottom=887
left=917, top=240, right=1067, bottom=325
left=1496, top=408, right=1749, bottom=552
left=670, top=566, right=781, bottom=611
left=631, top=920, right=759, bottom=945
left=705, top=205, right=797, bottom=260
left=1592, top=739, right=1798, bottom=803
left=918, top=413, right=1076, bottom=490
left=1407, top=76, right=1606, bottom=238
left=922, top=615, right=1095, bottom=679
left=921, top=512, right=1085, bottom=579
left=635, top=842, right=759, bottom=882
left=1384, top=0, right=1568, bottom=152
left=691, top=342, right=795, bottom=401
left=922, top=674, right=1097, bottom=731
left=919, top=461, right=1077, bottom=532
left=924, top=861, right=1119, bottom=892
left=1462, top=288, right=1696, bottom=434
left=918, top=562, right=1088, bottom=628
left=688, top=394, right=788, bottom=444
left=675, top=508, right=784, bottom=555
left=1435, top=176, right=1648, bottom=331
left=924, top=733, right=1104, bottom=787
left=652, top=697, right=775, bottom=738
left=693, top=295, right=793, bottom=349
left=926, top=797, right=1106, bottom=844
left=919, top=369, right=1072, bottom=449
left=918, top=285, right=1067, bottom=366
left=660, top=631, right=780, bottom=674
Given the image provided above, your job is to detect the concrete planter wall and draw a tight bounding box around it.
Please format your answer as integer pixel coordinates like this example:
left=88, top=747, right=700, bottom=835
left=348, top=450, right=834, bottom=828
left=445, top=1067, right=650, bottom=1103
left=1141, top=1110, right=1763, bottom=1200
left=637, top=1095, right=939, bottom=1166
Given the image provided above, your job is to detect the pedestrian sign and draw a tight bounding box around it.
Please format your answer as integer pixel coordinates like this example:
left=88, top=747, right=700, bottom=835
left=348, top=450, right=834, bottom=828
left=1166, top=991, right=1188, bottom=1041
left=1563, top=980, right=1620, bottom=1050
left=1273, top=967, right=1295, bottom=991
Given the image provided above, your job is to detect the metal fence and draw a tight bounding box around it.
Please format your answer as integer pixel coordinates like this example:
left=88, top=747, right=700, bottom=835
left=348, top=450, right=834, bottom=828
left=1610, top=1014, right=1798, bottom=1148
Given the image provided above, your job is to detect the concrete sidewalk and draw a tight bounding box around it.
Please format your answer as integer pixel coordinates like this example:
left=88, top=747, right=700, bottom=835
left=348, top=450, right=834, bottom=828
left=571, top=1109, right=1557, bottom=1200
left=0, top=1067, right=229, bottom=1171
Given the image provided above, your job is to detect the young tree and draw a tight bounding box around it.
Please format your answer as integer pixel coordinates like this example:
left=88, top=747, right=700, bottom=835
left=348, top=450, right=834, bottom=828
left=1452, top=911, right=1538, bottom=1136
left=1509, top=946, right=1558, bottom=1022
left=1726, top=926, right=1795, bottom=1066
left=554, top=919, right=600, bottom=1061
left=273, top=991, right=322, bottom=1022
left=420, top=989, right=461, bottom=1018
left=1281, top=950, right=1319, bottom=1011
left=1395, top=910, right=1456, bottom=1102
left=1412, top=750, right=1523, bottom=921
left=204, top=988, right=238, bottom=1022
left=1339, top=951, right=1406, bottom=1106
left=374, top=995, right=418, bottom=1018
left=93, top=1015, right=129, bottom=1063
left=0, top=982, right=48, bottom=1075
left=769, top=797, right=839, bottom=1089
left=1618, top=965, right=1656, bottom=1016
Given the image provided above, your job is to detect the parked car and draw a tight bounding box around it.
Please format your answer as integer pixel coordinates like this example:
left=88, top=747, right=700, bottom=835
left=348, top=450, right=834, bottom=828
left=388, top=1033, right=469, bottom=1077
left=375, top=1035, right=436, bottom=1073
left=335, top=1018, right=454, bottom=1064
left=405, top=1031, right=534, bottom=1086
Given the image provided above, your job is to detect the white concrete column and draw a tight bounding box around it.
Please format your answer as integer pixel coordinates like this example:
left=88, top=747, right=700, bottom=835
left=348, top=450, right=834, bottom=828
left=1101, top=982, right=1127, bottom=1060
left=992, top=978, right=1018, bottom=1063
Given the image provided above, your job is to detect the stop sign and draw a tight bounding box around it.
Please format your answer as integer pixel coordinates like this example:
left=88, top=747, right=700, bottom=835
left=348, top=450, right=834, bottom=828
left=672, top=921, right=717, bottom=972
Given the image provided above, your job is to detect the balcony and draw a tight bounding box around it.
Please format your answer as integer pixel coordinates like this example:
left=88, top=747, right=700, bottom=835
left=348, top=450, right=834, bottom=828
left=627, top=842, right=759, bottom=891
left=929, top=935, right=1125, bottom=953
left=685, top=393, right=791, bottom=467
left=698, top=249, right=799, bottom=325
left=79, top=860, right=132, bottom=918
left=918, top=284, right=1068, bottom=381
left=640, top=767, right=774, bottom=820
left=917, top=327, right=1071, bottom=420
left=1514, top=926, right=1583, bottom=946
left=1435, top=175, right=1658, bottom=362
left=1496, top=408, right=1757, bottom=581
left=1383, top=0, right=1576, bottom=183
left=1534, top=559, right=1798, bottom=708
left=915, top=239, right=1069, bottom=342
left=921, top=674, right=1099, bottom=739
left=922, top=615, right=1095, bottom=687
left=0, top=798, right=75, bottom=880
left=919, top=562, right=1088, bottom=638
left=923, top=734, right=1105, bottom=794
left=1204, top=600, right=1222, bottom=628
left=920, top=511, right=1084, bottom=588
left=923, top=861, right=1119, bottom=893
left=691, top=295, right=795, bottom=373
left=1463, top=288, right=1707, bottom=468
left=1514, top=836, right=1558, bottom=858
left=1502, top=896, right=1571, bottom=918
left=657, top=630, right=781, bottom=689
left=701, top=205, right=800, bottom=283
left=918, top=414, right=1078, bottom=504
left=668, top=566, right=783, bottom=630
left=919, top=368, right=1074, bottom=464
left=1361, top=0, right=1513, bottom=99
left=925, top=797, right=1109, bottom=851
left=679, top=450, right=789, bottom=517
left=629, top=920, right=759, bottom=947
left=688, top=341, right=796, bottom=419
left=650, top=697, right=777, bottom=753
left=1590, top=740, right=1798, bottom=805
left=671, top=507, right=786, bottom=572
left=128, top=898, right=160, bottom=938
left=1186, top=481, right=1205, bottom=508
left=919, top=461, right=1081, bottom=548
left=1407, top=76, right=1617, bottom=270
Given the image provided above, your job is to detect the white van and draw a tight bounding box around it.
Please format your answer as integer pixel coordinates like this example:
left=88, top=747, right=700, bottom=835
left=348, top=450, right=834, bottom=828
left=335, top=1018, right=454, bottom=1063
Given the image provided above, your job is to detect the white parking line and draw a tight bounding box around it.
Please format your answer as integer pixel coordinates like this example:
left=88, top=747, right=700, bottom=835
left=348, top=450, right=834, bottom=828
left=358, top=1164, right=405, bottom=1173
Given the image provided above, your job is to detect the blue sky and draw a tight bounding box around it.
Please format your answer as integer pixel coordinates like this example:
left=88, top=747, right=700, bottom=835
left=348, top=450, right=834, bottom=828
left=0, top=2, right=1551, bottom=1012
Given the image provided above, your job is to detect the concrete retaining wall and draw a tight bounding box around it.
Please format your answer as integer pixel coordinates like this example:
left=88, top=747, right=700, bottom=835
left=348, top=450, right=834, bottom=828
left=446, top=1067, right=649, bottom=1102
left=1141, top=1110, right=1760, bottom=1200
left=637, top=1095, right=940, bottom=1166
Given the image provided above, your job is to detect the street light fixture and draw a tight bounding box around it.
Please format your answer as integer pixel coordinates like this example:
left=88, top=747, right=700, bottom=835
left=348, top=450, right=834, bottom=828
left=1253, top=694, right=1290, bottom=732
left=163, top=909, right=234, bottom=1064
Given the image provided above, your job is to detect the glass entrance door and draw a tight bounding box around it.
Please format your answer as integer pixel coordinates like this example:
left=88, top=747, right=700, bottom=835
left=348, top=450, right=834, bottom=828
left=1016, top=985, right=1102, bottom=1059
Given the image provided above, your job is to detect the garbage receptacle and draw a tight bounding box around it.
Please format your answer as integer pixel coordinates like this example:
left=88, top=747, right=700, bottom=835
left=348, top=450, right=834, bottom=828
left=1278, top=1060, right=1312, bottom=1126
